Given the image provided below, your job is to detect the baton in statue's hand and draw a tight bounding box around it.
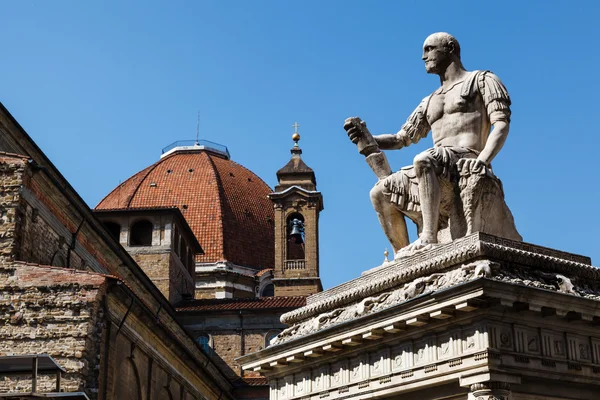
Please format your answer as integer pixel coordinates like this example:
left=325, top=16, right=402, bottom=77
left=344, top=117, right=392, bottom=180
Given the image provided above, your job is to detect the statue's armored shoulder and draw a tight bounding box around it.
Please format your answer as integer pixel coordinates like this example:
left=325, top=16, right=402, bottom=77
left=401, top=95, right=431, bottom=145
left=462, top=70, right=511, bottom=123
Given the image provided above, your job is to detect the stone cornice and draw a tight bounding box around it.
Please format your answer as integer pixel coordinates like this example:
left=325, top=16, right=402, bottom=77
left=283, top=233, right=594, bottom=325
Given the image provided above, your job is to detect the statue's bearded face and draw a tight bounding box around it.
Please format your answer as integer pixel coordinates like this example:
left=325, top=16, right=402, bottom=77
left=422, top=37, right=452, bottom=75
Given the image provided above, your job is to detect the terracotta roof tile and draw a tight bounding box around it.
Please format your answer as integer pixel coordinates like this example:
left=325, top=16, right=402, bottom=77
left=0, top=151, right=30, bottom=160
left=96, top=150, right=274, bottom=269
left=255, top=268, right=273, bottom=277
left=175, top=296, right=306, bottom=312
left=241, top=377, right=268, bottom=386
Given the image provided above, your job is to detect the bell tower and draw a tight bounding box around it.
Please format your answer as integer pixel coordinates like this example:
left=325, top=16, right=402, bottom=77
left=269, top=124, right=323, bottom=297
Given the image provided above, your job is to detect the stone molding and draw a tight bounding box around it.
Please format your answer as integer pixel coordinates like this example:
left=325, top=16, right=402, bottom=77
left=283, top=233, right=594, bottom=326
left=260, top=316, right=600, bottom=400
left=274, top=236, right=600, bottom=345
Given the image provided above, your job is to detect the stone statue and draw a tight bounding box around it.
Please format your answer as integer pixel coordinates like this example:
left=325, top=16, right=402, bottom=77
left=345, top=32, right=521, bottom=258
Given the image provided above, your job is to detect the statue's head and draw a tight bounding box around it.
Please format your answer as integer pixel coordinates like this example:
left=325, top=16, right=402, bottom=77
left=422, top=32, right=461, bottom=74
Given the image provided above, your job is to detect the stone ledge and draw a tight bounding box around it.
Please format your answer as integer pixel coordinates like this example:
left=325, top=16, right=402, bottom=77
left=285, top=233, right=594, bottom=325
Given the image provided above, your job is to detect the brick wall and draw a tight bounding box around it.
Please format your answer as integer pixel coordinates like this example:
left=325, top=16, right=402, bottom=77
left=0, top=262, right=106, bottom=398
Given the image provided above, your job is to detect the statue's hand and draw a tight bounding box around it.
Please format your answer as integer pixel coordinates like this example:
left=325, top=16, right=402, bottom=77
left=344, top=117, right=366, bottom=145
left=457, top=158, right=487, bottom=175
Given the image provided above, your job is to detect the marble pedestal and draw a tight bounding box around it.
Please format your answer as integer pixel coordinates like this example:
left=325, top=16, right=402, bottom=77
left=239, top=233, right=600, bottom=400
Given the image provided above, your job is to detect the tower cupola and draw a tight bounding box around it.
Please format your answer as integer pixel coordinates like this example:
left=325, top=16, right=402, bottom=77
left=268, top=124, right=323, bottom=296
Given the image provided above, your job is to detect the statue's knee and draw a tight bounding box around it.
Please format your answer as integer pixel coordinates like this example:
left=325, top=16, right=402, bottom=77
left=370, top=183, right=384, bottom=207
left=413, top=152, right=433, bottom=173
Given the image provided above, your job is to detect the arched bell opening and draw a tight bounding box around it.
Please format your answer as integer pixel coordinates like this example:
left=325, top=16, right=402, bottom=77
left=286, top=213, right=305, bottom=262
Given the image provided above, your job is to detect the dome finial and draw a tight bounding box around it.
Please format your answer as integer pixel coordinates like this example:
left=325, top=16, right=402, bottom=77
left=292, top=122, right=301, bottom=147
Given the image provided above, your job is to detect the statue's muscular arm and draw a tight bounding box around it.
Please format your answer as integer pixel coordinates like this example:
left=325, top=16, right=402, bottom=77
left=475, top=72, right=512, bottom=166
left=375, top=96, right=431, bottom=150
left=478, top=120, right=509, bottom=165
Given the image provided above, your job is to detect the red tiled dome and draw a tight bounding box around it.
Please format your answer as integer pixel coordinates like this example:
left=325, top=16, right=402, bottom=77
left=95, top=148, right=274, bottom=269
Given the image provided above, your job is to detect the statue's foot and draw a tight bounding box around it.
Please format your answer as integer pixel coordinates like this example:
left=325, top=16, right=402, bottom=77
left=394, top=237, right=438, bottom=259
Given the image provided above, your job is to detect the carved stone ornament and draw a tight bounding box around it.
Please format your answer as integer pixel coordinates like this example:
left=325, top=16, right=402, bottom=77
left=272, top=234, right=599, bottom=346
left=470, top=382, right=511, bottom=400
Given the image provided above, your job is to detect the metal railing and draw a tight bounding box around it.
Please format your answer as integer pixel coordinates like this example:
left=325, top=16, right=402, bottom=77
left=161, top=140, right=230, bottom=159
left=284, top=259, right=306, bottom=270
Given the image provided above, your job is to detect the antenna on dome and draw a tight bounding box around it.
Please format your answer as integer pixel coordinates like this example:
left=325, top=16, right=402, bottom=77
left=195, top=111, right=200, bottom=145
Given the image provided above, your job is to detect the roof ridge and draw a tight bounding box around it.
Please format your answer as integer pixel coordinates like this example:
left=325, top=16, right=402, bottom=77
left=203, top=152, right=227, bottom=261
left=125, top=159, right=164, bottom=208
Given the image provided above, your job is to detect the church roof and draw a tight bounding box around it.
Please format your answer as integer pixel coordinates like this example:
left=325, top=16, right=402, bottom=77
left=95, top=143, right=274, bottom=269
left=175, top=296, right=307, bottom=312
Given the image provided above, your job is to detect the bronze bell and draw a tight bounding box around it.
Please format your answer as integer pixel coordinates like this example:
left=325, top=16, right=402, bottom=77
left=289, top=219, right=304, bottom=244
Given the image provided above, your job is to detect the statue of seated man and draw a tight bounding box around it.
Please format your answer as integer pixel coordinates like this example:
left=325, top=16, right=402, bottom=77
left=344, top=32, right=520, bottom=258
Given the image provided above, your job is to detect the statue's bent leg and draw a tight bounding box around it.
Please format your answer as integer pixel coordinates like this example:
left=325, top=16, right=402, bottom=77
left=370, top=182, right=409, bottom=253
left=413, top=151, right=440, bottom=244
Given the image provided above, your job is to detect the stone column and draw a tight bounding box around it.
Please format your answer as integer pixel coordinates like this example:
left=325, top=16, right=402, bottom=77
left=470, top=382, right=511, bottom=400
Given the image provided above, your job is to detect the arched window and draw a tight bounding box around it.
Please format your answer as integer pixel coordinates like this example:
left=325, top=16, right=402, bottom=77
left=113, top=358, right=142, bottom=400
left=261, top=284, right=274, bottom=297
left=196, top=333, right=211, bottom=354
left=264, top=330, right=280, bottom=347
left=104, top=222, right=121, bottom=243
left=286, top=213, right=305, bottom=260
left=130, top=220, right=153, bottom=246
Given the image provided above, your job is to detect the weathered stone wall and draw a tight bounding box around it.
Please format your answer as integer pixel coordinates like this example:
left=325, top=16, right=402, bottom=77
left=211, top=330, right=270, bottom=377
left=0, top=262, right=106, bottom=398
left=132, top=251, right=171, bottom=299
left=0, top=155, right=28, bottom=260
left=169, top=251, right=193, bottom=304
left=213, top=331, right=243, bottom=375
left=104, top=290, right=224, bottom=400
left=18, top=202, right=86, bottom=269
left=130, top=250, right=194, bottom=304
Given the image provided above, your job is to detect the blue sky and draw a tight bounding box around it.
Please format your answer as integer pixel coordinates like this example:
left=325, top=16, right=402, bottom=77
left=1, top=1, right=599, bottom=289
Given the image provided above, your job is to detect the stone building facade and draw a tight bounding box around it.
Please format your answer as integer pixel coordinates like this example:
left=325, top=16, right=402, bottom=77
left=94, top=207, right=201, bottom=305
left=240, top=234, right=600, bottom=400
left=0, top=103, right=294, bottom=399
left=0, top=101, right=324, bottom=399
